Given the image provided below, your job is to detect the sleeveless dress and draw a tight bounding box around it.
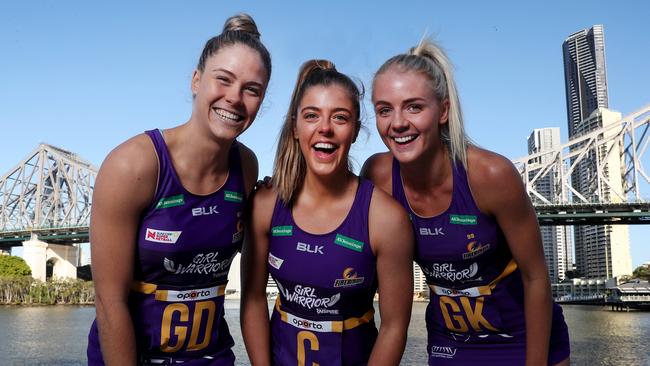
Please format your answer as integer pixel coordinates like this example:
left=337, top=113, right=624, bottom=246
left=87, top=129, right=245, bottom=365
left=391, top=159, right=570, bottom=365
left=267, top=178, right=379, bottom=366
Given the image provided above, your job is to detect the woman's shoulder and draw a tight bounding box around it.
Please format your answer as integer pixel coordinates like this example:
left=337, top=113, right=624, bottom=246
left=361, top=152, right=393, bottom=193
left=466, top=145, right=525, bottom=213
left=466, top=145, right=519, bottom=184
left=101, top=133, right=158, bottom=181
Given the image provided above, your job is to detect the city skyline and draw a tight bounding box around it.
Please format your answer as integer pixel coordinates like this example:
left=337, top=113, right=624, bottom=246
left=1, top=1, right=649, bottom=267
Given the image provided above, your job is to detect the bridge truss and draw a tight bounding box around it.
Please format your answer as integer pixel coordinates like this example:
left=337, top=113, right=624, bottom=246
left=0, top=144, right=97, bottom=249
left=513, top=105, right=650, bottom=225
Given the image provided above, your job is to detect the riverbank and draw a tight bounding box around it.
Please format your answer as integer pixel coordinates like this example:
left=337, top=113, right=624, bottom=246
left=0, top=276, right=94, bottom=305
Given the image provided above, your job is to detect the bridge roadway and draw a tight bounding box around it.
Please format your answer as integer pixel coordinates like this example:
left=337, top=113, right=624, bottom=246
left=2, top=202, right=650, bottom=250
left=0, top=226, right=88, bottom=251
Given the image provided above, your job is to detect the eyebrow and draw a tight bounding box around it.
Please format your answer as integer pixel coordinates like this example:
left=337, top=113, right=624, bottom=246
left=299, top=106, right=353, bottom=114
left=211, top=68, right=264, bottom=88
left=373, top=97, right=426, bottom=106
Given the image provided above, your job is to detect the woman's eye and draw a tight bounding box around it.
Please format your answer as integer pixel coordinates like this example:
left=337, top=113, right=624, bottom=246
left=217, top=76, right=230, bottom=84
left=406, top=104, right=422, bottom=113
left=376, top=107, right=391, bottom=117
left=303, top=113, right=318, bottom=120
left=244, top=86, right=260, bottom=96
left=333, top=114, right=349, bottom=122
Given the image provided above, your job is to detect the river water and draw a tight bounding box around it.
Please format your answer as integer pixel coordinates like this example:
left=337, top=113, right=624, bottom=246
left=0, top=301, right=648, bottom=365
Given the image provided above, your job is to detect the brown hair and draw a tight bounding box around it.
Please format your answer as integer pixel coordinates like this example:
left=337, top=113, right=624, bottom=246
left=273, top=59, right=363, bottom=204
left=196, top=13, right=271, bottom=82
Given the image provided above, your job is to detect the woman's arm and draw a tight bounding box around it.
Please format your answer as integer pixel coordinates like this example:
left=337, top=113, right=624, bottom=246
left=469, top=148, right=552, bottom=366
left=91, top=135, right=158, bottom=365
left=240, top=187, right=275, bottom=366
left=367, top=189, right=414, bottom=366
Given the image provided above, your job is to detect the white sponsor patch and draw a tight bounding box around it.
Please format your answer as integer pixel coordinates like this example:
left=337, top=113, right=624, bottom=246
left=268, top=252, right=284, bottom=269
left=145, top=228, right=182, bottom=243
left=287, top=313, right=335, bottom=332
left=432, top=284, right=485, bottom=297
left=162, top=285, right=222, bottom=302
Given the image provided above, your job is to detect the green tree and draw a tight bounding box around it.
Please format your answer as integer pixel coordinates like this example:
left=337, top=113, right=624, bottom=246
left=632, top=265, right=650, bottom=281
left=0, top=255, right=32, bottom=276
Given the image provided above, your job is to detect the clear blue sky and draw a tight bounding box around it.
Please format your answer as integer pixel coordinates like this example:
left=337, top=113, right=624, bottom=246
left=1, top=1, right=649, bottom=267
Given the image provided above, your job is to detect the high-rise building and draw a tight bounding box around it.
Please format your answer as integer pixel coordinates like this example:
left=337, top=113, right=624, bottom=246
left=527, top=128, right=573, bottom=283
left=563, top=25, right=631, bottom=280
left=569, top=108, right=632, bottom=278
left=563, top=24, right=609, bottom=137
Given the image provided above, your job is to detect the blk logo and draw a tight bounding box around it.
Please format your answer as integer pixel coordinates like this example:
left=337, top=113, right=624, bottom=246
left=192, top=206, right=219, bottom=216
left=296, top=242, right=324, bottom=255
left=419, top=227, right=444, bottom=236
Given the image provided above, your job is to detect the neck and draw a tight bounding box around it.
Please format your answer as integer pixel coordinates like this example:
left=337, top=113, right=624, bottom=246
left=169, top=121, right=231, bottom=175
left=400, top=146, right=452, bottom=192
left=300, top=168, right=356, bottom=202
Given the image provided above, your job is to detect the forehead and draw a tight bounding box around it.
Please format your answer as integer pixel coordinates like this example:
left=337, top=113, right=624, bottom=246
left=204, top=44, right=268, bottom=83
left=372, top=69, right=433, bottom=102
left=300, top=84, right=355, bottom=109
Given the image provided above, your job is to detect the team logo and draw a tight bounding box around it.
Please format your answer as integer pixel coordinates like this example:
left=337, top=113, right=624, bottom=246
left=277, top=282, right=340, bottom=314
left=296, top=242, right=324, bottom=255
left=268, top=252, right=284, bottom=269
left=155, top=194, right=185, bottom=209
left=192, top=205, right=219, bottom=216
left=419, top=227, right=445, bottom=236
left=163, top=251, right=234, bottom=276
left=333, top=267, right=365, bottom=288
left=422, top=262, right=480, bottom=282
left=145, top=228, right=182, bottom=244
left=462, top=240, right=490, bottom=260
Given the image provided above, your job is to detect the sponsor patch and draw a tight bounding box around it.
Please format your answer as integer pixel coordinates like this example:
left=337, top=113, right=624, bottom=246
left=333, top=267, right=365, bottom=288
left=145, top=228, right=182, bottom=244
left=224, top=190, right=243, bottom=203
left=449, top=214, right=477, bottom=225
left=272, top=226, right=293, bottom=237
left=268, top=252, right=284, bottom=270
left=334, top=234, right=364, bottom=252
left=155, top=194, right=184, bottom=209
left=431, top=284, right=487, bottom=297
left=159, top=285, right=222, bottom=302
left=287, top=313, right=336, bottom=333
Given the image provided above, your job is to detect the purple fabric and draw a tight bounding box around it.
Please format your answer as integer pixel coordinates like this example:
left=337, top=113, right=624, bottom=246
left=392, top=158, right=570, bottom=365
left=87, top=129, right=245, bottom=365
left=267, top=178, right=378, bottom=365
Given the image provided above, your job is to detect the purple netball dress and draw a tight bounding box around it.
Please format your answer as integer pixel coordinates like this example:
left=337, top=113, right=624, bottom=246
left=87, top=129, right=245, bottom=365
left=392, top=159, right=570, bottom=365
left=267, top=178, right=378, bottom=366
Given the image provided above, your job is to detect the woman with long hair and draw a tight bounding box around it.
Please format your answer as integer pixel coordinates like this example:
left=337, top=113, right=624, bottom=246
left=362, top=39, right=570, bottom=365
left=87, top=13, right=272, bottom=365
left=241, top=60, right=414, bottom=365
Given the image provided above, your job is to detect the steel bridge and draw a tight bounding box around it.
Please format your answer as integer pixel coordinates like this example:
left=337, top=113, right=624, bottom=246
left=0, top=144, right=96, bottom=280
left=513, top=104, right=650, bottom=225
